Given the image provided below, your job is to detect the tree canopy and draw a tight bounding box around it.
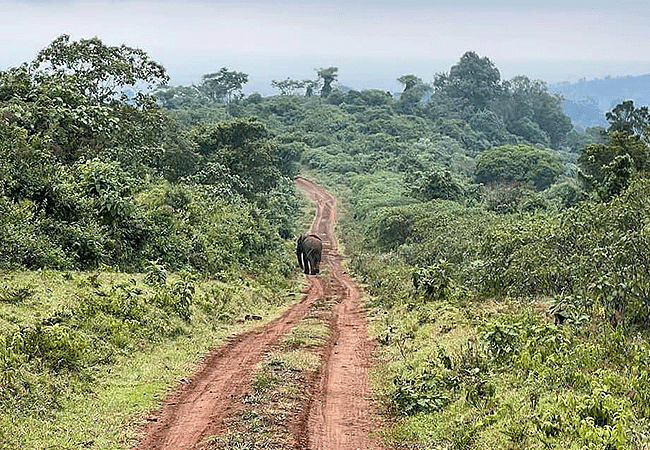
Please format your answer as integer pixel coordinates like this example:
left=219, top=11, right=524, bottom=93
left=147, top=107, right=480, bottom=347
left=434, top=51, right=502, bottom=110
left=201, top=67, right=249, bottom=103
left=605, top=100, right=650, bottom=136
left=475, top=144, right=564, bottom=190
left=317, top=67, right=338, bottom=98
left=30, top=34, right=168, bottom=103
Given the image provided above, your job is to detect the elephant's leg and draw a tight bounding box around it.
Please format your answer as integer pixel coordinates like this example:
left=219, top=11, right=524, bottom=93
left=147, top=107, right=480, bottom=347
left=302, top=252, right=310, bottom=274
left=309, top=255, right=319, bottom=275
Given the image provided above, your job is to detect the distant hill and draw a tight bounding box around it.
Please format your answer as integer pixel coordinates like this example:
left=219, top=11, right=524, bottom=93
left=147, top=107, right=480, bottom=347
left=550, top=74, right=650, bottom=130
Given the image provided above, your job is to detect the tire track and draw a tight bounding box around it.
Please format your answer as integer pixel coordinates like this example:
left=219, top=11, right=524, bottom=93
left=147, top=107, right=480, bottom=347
left=296, top=177, right=384, bottom=450
left=131, top=177, right=382, bottom=449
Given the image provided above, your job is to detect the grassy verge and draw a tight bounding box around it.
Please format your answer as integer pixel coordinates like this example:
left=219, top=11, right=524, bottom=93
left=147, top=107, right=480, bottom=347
left=200, top=294, right=333, bottom=449
left=0, top=268, right=300, bottom=450
left=366, top=286, right=650, bottom=450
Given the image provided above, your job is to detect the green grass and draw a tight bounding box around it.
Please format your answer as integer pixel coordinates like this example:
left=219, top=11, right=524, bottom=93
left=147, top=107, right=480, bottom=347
left=369, top=294, right=650, bottom=450
left=0, top=269, right=300, bottom=450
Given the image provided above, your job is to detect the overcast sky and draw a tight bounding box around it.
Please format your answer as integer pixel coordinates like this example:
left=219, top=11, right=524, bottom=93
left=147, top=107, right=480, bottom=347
left=2, top=0, right=650, bottom=94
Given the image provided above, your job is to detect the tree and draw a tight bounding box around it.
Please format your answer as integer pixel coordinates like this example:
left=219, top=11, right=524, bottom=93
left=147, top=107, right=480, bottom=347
left=493, top=75, right=572, bottom=148
left=434, top=51, right=502, bottom=110
left=475, top=144, right=564, bottom=191
left=530, top=89, right=573, bottom=148
left=343, top=89, right=393, bottom=107
left=153, top=85, right=209, bottom=109
left=507, top=117, right=550, bottom=147
left=1, top=37, right=174, bottom=166
left=397, top=75, right=423, bottom=93
left=497, top=76, right=539, bottom=122
left=605, top=100, right=650, bottom=136
left=191, top=118, right=282, bottom=203
left=578, top=131, right=649, bottom=199
left=201, top=68, right=248, bottom=103
left=1, top=63, right=116, bottom=162
left=304, top=79, right=319, bottom=97
left=469, top=110, right=514, bottom=146
left=316, top=67, right=338, bottom=98
left=406, top=170, right=465, bottom=201
left=30, top=34, right=168, bottom=103
left=577, top=101, right=650, bottom=200
left=397, top=74, right=431, bottom=114
left=271, top=78, right=306, bottom=96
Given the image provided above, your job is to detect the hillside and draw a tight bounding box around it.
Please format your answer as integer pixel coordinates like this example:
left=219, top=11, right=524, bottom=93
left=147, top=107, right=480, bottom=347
left=550, top=73, right=650, bottom=129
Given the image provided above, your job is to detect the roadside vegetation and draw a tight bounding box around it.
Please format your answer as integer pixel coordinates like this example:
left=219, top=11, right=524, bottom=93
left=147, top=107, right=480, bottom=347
left=0, top=269, right=298, bottom=449
left=2, top=34, right=650, bottom=449
left=0, top=35, right=300, bottom=449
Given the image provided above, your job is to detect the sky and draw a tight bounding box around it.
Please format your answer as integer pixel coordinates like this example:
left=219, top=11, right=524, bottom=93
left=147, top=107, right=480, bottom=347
left=2, top=0, right=650, bottom=94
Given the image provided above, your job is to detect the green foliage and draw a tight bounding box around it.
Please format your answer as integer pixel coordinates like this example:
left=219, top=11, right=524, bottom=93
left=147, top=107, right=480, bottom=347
left=475, top=144, right=564, bottom=190
left=271, top=77, right=312, bottom=96
left=201, top=67, right=249, bottom=103
left=481, top=182, right=535, bottom=214
left=144, top=259, right=168, bottom=285
left=579, top=130, right=649, bottom=200
left=605, top=100, right=650, bottom=136
left=0, top=42, right=296, bottom=272
left=367, top=270, right=650, bottom=449
left=153, top=274, right=195, bottom=322
left=483, top=324, right=519, bottom=361
left=0, top=268, right=294, bottom=425
left=434, top=51, right=503, bottom=111
left=190, top=117, right=283, bottom=203
left=0, top=285, right=34, bottom=305
left=508, top=117, right=550, bottom=147
left=330, top=122, right=650, bottom=449
left=389, top=373, right=450, bottom=416
left=7, top=36, right=647, bottom=447
left=412, top=261, right=456, bottom=301
left=154, top=85, right=213, bottom=109
left=545, top=178, right=585, bottom=209
left=474, top=177, right=650, bottom=327
left=397, top=75, right=432, bottom=114
left=316, top=67, right=338, bottom=98
left=0, top=198, right=73, bottom=269
left=30, top=34, right=168, bottom=103
left=468, top=109, right=514, bottom=146
left=369, top=204, right=425, bottom=251
left=496, top=75, right=573, bottom=148
left=406, top=170, right=465, bottom=201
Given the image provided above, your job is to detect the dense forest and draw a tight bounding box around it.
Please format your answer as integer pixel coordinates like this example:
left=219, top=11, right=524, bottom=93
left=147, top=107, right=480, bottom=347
left=2, top=35, right=650, bottom=449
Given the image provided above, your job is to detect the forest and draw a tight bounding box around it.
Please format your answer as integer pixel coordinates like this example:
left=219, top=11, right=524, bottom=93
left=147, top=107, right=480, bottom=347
left=2, top=35, right=650, bottom=449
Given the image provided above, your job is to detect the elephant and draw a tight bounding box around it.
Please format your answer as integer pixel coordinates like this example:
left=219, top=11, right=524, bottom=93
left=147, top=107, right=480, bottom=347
left=296, top=234, right=322, bottom=275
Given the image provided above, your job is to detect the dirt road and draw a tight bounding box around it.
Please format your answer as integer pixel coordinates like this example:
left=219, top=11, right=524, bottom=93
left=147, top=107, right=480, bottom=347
left=131, top=177, right=383, bottom=450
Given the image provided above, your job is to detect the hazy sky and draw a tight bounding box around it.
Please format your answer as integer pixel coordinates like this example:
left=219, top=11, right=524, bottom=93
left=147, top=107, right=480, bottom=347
left=2, top=0, right=650, bottom=94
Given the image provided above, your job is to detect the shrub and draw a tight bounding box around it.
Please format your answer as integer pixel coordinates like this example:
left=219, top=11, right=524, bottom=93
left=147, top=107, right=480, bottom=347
left=475, top=144, right=563, bottom=190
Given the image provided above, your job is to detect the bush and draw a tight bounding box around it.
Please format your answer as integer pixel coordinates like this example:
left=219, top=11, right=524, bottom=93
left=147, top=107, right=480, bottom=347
left=0, top=199, right=73, bottom=270
left=475, top=144, right=564, bottom=190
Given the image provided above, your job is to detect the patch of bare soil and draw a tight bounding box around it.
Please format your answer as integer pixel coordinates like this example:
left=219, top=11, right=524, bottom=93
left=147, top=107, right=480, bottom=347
left=131, top=177, right=383, bottom=449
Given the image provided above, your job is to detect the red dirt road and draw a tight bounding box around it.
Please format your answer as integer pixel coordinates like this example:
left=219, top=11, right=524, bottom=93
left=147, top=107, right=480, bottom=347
left=131, top=177, right=383, bottom=450
left=297, top=177, right=384, bottom=450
